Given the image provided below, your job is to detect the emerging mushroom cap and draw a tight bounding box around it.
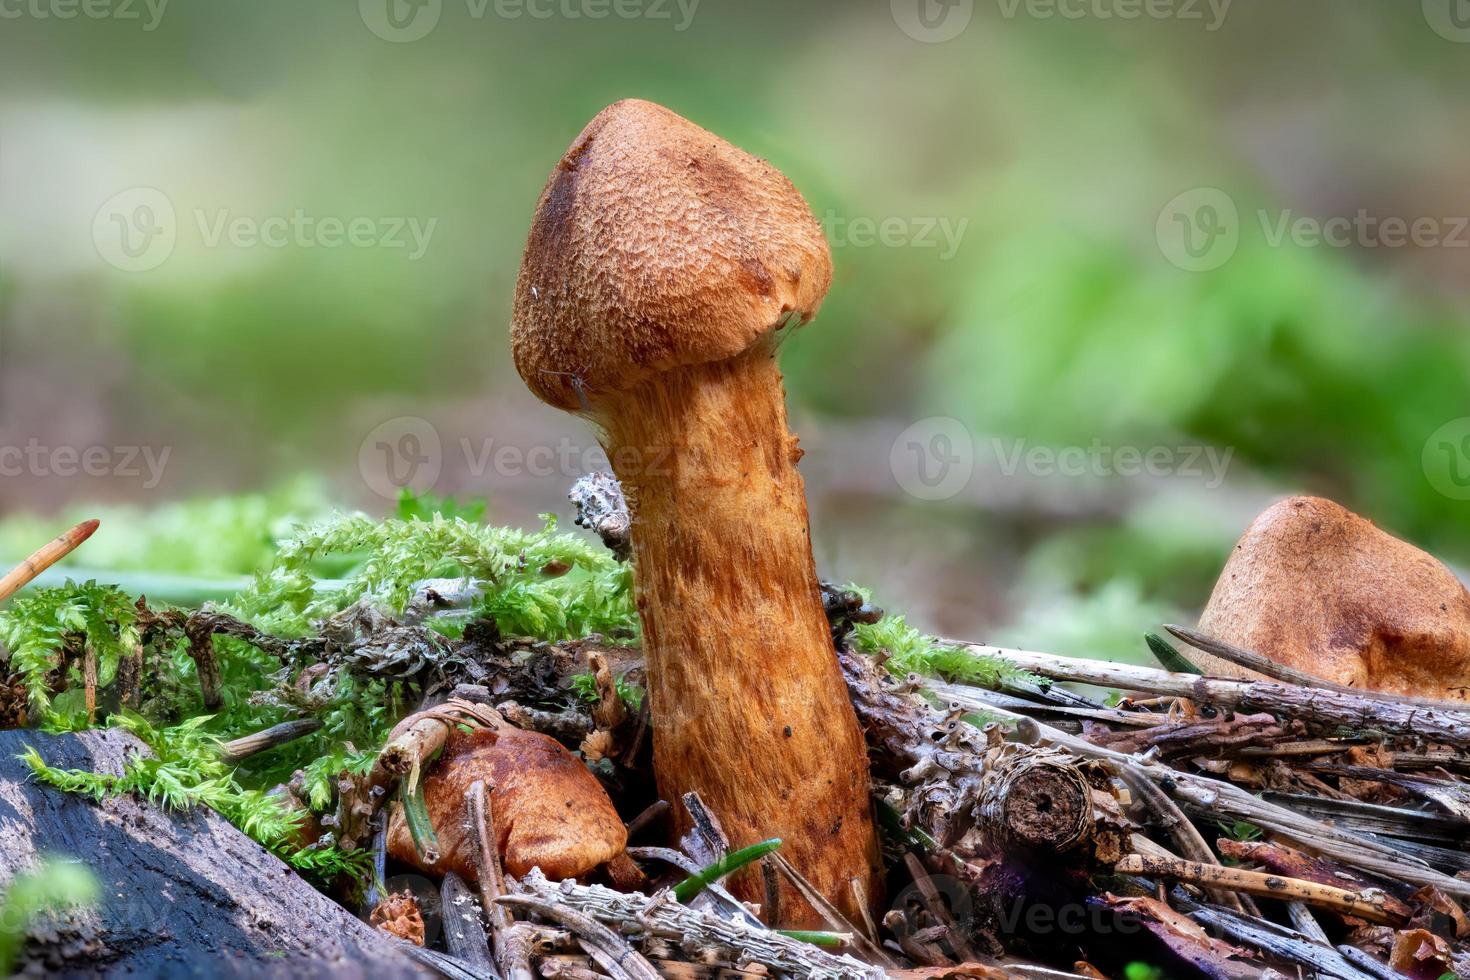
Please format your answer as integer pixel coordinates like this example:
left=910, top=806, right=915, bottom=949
left=1190, top=495, right=1470, bottom=699
left=511, top=99, right=834, bottom=411
left=387, top=725, right=627, bottom=881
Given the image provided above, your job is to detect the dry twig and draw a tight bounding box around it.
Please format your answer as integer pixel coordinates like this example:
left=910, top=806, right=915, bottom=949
left=1116, top=854, right=1408, bottom=925
left=0, top=518, right=98, bottom=603
left=466, top=779, right=535, bottom=980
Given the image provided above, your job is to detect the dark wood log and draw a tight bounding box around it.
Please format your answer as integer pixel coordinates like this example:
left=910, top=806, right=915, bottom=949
left=0, top=728, right=421, bottom=978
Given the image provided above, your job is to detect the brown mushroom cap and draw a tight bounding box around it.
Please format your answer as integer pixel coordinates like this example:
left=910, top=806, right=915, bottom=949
left=387, top=725, right=626, bottom=881
left=1189, top=495, right=1470, bottom=699
left=511, top=99, right=833, bottom=411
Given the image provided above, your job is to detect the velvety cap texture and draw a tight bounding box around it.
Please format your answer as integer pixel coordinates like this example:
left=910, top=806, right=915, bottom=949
left=511, top=99, right=833, bottom=410
left=1191, top=495, right=1470, bottom=698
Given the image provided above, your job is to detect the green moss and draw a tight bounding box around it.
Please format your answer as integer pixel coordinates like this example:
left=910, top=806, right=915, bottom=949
left=0, top=581, right=139, bottom=719
left=850, top=611, right=1037, bottom=689
left=20, top=713, right=368, bottom=883
left=5, top=496, right=635, bottom=887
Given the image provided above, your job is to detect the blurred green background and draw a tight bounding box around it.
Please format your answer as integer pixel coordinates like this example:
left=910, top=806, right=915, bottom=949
left=2, top=0, right=1469, bottom=658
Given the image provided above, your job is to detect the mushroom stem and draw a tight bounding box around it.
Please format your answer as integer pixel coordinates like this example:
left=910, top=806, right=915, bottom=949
left=596, top=346, right=880, bottom=928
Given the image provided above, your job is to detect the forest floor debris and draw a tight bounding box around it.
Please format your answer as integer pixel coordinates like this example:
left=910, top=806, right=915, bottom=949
left=2, top=493, right=1469, bottom=978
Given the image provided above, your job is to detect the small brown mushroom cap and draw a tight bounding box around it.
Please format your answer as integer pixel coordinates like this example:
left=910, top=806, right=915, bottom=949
left=511, top=98, right=833, bottom=411
left=1189, top=495, right=1470, bottom=699
left=387, top=725, right=626, bottom=881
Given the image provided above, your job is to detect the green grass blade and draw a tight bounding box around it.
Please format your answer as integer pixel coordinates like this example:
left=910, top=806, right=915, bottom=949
left=1145, top=632, right=1202, bottom=675
left=672, top=838, right=781, bottom=904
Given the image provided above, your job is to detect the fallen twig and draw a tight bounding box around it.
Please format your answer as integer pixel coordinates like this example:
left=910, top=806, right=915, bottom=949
left=1115, top=854, right=1408, bottom=926
left=219, top=718, right=323, bottom=763
left=902, top=853, right=978, bottom=963
left=82, top=643, right=97, bottom=723
left=624, top=846, right=762, bottom=929
left=510, top=870, right=884, bottom=979
left=768, top=852, right=896, bottom=969
left=496, top=895, right=662, bottom=980
left=1114, top=765, right=1249, bottom=915
left=1283, top=901, right=1331, bottom=947
left=0, top=518, right=98, bottom=603
left=466, top=779, right=534, bottom=980
left=1177, top=900, right=1380, bottom=980
left=949, top=641, right=1470, bottom=747
left=1167, top=624, right=1470, bottom=715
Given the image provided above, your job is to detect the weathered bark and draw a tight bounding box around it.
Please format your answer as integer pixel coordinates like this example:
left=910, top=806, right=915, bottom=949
left=183, top=620, right=224, bottom=710
left=439, top=872, right=493, bottom=971
left=510, top=870, right=885, bottom=979
left=838, top=648, right=1113, bottom=860
left=0, top=728, right=419, bottom=978
left=602, top=351, right=882, bottom=927
left=942, top=682, right=1470, bottom=902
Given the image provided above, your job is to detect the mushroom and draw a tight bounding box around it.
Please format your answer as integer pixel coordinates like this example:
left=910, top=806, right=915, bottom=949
left=386, top=724, right=627, bottom=881
left=1187, top=495, right=1470, bottom=699
left=510, top=99, right=881, bottom=925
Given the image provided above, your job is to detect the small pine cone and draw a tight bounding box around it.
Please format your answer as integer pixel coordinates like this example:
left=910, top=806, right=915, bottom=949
left=370, top=890, right=425, bottom=946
